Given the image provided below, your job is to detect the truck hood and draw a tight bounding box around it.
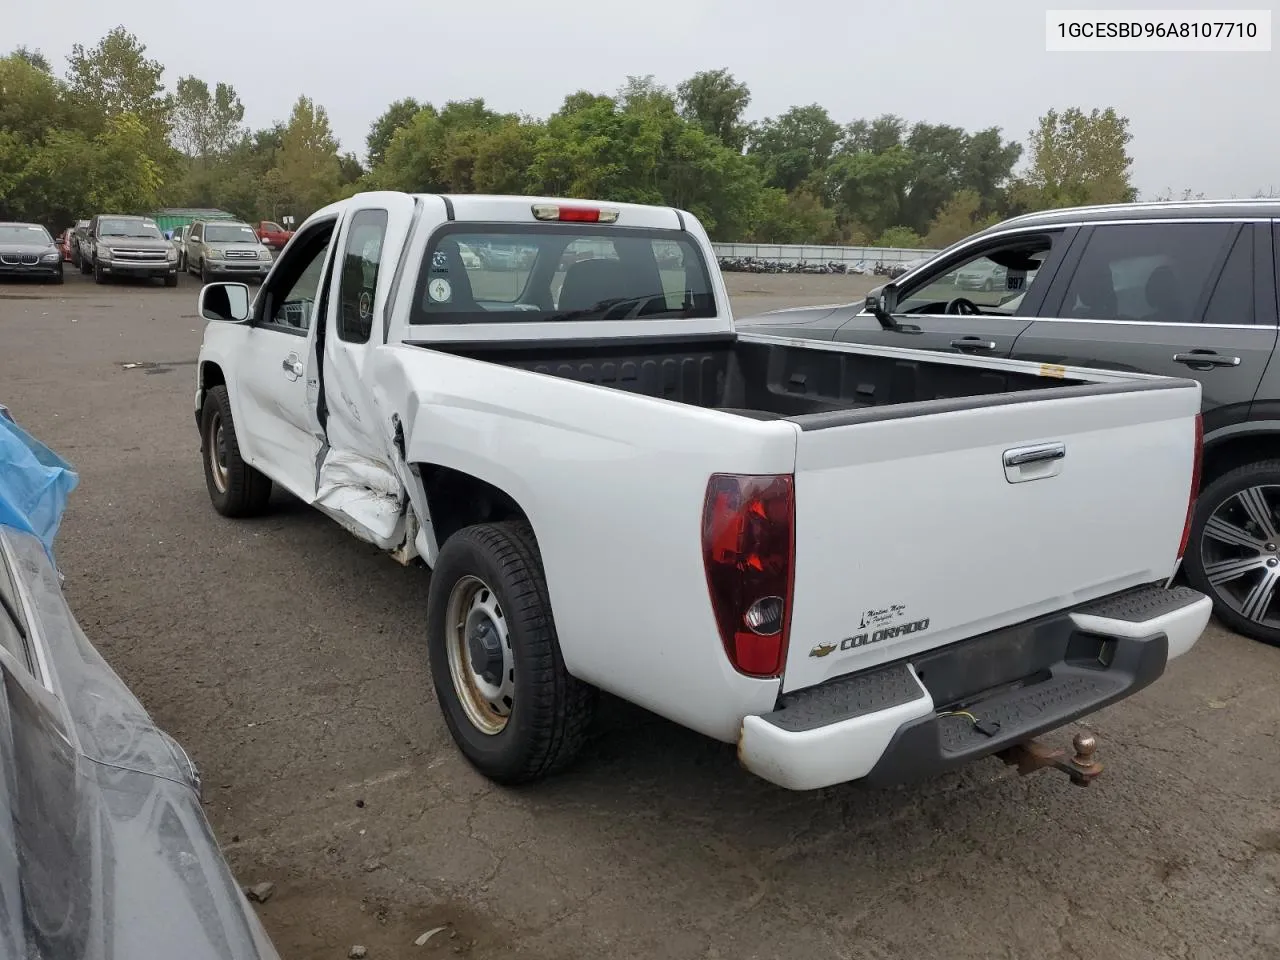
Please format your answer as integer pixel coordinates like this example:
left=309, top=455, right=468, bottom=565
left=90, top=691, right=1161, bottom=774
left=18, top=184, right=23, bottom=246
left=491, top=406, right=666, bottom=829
left=97, top=237, right=169, bottom=250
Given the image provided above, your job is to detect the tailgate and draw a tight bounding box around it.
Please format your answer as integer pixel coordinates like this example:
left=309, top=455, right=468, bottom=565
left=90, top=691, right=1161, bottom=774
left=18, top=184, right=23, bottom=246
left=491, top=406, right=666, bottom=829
left=782, top=380, right=1201, bottom=694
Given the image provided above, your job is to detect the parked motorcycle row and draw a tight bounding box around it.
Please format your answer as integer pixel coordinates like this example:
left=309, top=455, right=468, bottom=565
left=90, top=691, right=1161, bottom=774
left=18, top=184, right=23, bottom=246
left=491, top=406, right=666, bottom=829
left=716, top=257, right=913, bottom=278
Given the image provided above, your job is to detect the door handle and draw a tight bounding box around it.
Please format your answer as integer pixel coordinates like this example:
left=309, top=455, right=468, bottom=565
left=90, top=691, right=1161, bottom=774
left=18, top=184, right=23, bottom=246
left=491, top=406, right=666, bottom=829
left=282, top=358, right=303, bottom=377
left=1004, top=442, right=1066, bottom=483
left=1173, top=350, right=1241, bottom=368
left=951, top=337, right=997, bottom=351
left=1004, top=443, right=1066, bottom=468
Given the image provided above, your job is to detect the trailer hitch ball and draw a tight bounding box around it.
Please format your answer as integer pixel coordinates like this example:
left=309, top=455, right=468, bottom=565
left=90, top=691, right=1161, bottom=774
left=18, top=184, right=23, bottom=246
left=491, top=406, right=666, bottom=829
left=1068, top=733, right=1102, bottom=785
left=998, top=731, right=1104, bottom=786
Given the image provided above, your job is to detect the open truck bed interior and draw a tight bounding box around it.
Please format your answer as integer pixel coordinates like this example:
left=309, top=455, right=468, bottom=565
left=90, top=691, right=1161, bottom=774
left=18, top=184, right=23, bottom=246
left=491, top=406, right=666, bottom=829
left=414, top=333, right=1154, bottom=427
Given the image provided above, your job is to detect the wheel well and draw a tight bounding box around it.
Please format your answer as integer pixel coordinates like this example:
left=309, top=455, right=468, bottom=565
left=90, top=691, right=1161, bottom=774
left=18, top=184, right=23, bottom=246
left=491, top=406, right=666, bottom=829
left=417, top=465, right=530, bottom=548
left=197, top=362, right=226, bottom=427
left=1203, top=432, right=1280, bottom=485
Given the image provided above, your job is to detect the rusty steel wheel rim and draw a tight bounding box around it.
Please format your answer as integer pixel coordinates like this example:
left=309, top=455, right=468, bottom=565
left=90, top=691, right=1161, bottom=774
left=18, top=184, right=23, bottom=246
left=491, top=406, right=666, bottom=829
left=444, top=575, right=514, bottom=735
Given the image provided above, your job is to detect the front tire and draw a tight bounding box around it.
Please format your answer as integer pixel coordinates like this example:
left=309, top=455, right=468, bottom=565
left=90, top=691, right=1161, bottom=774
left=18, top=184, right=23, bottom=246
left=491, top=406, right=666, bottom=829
left=200, top=385, right=272, bottom=517
left=164, top=273, right=178, bottom=287
left=426, top=522, right=596, bottom=784
left=79, top=257, right=90, bottom=275
left=93, top=261, right=105, bottom=284
left=1184, top=459, right=1280, bottom=646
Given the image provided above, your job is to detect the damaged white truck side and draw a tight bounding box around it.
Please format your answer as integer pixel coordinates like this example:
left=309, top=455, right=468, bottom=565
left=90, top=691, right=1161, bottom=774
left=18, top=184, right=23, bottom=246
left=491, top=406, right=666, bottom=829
left=194, top=191, right=1211, bottom=791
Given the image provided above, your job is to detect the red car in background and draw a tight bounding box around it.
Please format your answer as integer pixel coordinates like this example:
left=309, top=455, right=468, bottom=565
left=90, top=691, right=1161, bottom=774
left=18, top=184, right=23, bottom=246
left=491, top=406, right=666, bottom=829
left=57, top=228, right=74, bottom=262
left=253, top=220, right=294, bottom=251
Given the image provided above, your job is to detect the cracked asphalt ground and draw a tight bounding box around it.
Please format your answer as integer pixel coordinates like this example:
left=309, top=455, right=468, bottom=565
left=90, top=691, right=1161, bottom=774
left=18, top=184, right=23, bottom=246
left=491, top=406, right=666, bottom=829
left=3, top=270, right=1280, bottom=960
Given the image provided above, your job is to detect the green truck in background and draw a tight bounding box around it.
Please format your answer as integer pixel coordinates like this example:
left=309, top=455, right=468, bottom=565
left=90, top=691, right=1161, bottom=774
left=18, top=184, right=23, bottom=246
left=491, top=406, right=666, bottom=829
left=149, top=207, right=237, bottom=236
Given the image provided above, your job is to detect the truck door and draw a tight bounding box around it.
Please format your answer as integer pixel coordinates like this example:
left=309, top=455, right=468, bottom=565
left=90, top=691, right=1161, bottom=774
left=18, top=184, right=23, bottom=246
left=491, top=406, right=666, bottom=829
left=232, top=220, right=335, bottom=501
left=314, top=193, right=418, bottom=549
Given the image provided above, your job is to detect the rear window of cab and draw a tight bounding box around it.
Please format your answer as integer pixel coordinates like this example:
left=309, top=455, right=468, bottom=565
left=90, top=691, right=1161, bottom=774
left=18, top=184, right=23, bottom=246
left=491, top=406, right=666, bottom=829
left=409, top=224, right=716, bottom=324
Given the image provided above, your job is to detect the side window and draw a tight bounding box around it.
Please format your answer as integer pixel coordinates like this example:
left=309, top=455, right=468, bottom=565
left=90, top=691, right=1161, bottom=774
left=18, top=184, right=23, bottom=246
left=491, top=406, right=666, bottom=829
left=191, top=223, right=203, bottom=242
left=1057, top=222, right=1234, bottom=323
left=900, top=237, right=1054, bottom=315
left=267, top=241, right=331, bottom=332
left=1202, top=226, right=1254, bottom=325
left=337, top=210, right=388, bottom=344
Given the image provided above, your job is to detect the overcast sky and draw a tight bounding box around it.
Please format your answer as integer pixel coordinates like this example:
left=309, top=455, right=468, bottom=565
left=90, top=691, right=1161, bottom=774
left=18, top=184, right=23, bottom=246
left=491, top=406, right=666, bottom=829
left=17, top=1, right=1278, bottom=198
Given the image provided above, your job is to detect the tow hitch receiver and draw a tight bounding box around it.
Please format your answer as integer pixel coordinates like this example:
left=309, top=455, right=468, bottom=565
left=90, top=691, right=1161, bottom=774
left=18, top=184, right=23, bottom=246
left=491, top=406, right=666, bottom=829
left=997, top=733, right=1103, bottom=787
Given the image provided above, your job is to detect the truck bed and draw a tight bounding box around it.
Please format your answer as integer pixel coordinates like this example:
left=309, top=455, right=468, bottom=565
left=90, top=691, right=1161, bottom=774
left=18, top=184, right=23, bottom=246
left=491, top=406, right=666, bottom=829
left=420, top=332, right=1108, bottom=425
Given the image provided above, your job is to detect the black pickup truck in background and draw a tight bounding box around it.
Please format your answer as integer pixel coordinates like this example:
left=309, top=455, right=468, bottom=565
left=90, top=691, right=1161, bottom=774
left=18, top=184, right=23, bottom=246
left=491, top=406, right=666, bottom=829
left=80, top=214, right=179, bottom=286
left=736, top=200, right=1280, bottom=647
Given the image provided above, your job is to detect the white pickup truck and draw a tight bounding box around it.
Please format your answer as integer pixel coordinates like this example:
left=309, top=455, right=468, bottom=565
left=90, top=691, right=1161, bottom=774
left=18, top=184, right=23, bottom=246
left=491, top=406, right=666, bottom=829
left=193, top=191, right=1211, bottom=791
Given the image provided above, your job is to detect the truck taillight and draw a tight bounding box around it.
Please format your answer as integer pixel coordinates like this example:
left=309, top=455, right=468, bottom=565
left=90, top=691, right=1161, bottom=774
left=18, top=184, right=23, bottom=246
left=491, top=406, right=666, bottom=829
left=1178, top=413, right=1204, bottom=560
left=530, top=203, right=619, bottom=223
left=701, top=474, right=796, bottom=678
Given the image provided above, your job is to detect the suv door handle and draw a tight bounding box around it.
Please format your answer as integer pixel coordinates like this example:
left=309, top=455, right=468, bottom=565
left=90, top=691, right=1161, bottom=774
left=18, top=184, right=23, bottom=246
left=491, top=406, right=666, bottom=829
left=282, top=357, right=303, bottom=378
left=951, top=337, right=997, bottom=351
left=1173, top=350, right=1241, bottom=368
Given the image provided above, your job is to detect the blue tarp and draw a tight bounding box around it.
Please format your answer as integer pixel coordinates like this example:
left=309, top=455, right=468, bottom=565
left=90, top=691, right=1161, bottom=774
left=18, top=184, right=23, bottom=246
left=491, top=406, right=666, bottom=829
left=0, top=404, right=79, bottom=565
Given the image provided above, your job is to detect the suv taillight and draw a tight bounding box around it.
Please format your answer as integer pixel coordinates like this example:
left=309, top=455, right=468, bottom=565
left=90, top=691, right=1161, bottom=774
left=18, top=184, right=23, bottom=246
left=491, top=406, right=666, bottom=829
left=701, top=474, right=796, bottom=677
left=1178, top=413, right=1204, bottom=560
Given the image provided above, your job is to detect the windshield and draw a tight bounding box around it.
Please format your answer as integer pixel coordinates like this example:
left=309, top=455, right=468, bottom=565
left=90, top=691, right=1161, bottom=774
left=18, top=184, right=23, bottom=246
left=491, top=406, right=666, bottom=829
left=0, top=225, right=52, bottom=244
left=205, top=224, right=259, bottom=243
left=410, top=226, right=716, bottom=324
left=99, top=218, right=162, bottom=239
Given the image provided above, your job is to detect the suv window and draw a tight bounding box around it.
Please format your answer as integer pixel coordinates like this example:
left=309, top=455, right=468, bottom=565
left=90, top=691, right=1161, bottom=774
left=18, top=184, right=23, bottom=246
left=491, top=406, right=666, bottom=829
left=337, top=209, right=388, bottom=344
left=190, top=223, right=203, bottom=242
left=1056, top=222, right=1235, bottom=324
left=1202, top=226, right=1255, bottom=325
left=897, top=235, right=1054, bottom=317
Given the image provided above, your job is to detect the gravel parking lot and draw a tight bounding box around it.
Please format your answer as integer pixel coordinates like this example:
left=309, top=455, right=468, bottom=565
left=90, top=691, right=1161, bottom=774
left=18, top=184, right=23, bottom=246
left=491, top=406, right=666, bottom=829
left=3, top=270, right=1279, bottom=960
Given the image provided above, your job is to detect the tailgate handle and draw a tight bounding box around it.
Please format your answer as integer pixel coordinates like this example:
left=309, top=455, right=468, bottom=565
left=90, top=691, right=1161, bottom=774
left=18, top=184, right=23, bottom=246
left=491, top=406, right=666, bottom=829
left=1004, top=443, right=1066, bottom=468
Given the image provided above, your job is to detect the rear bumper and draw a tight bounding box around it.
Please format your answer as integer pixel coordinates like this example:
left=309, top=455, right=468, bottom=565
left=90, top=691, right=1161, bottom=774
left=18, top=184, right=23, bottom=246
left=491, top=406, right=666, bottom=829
left=738, top=583, right=1211, bottom=791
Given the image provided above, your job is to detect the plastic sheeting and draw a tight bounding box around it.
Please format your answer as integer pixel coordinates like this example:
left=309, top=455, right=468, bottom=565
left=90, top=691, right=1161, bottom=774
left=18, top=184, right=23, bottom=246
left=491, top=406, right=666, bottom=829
left=0, top=404, right=79, bottom=564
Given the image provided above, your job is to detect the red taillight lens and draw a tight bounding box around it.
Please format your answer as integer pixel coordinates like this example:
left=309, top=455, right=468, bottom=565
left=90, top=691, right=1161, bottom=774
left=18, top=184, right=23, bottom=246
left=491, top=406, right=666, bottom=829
left=701, top=474, right=796, bottom=677
left=556, top=207, right=601, bottom=222
left=1178, top=413, right=1204, bottom=560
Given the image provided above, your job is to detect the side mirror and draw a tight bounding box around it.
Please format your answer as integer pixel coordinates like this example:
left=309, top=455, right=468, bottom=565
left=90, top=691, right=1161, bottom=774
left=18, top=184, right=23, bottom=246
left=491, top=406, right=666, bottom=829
left=864, top=284, right=902, bottom=332
left=199, top=282, right=251, bottom=323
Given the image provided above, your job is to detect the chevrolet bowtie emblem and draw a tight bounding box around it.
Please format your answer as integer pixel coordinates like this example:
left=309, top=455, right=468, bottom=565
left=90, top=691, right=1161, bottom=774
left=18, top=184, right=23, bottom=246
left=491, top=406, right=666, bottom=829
left=808, top=642, right=836, bottom=658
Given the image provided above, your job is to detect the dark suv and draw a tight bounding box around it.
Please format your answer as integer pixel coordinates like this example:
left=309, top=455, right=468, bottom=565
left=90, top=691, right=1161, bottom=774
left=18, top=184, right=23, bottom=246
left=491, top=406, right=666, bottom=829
left=736, top=200, right=1280, bottom=646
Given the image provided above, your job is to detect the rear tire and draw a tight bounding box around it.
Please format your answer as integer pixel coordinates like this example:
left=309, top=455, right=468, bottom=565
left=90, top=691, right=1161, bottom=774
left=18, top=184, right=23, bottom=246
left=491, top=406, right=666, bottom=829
left=426, top=521, right=596, bottom=784
left=200, top=385, right=272, bottom=517
left=1184, top=459, right=1280, bottom=647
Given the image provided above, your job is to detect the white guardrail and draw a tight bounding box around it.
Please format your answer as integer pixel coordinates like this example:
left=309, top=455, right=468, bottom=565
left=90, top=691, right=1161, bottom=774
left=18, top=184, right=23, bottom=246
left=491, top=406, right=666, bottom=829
left=711, top=242, right=942, bottom=265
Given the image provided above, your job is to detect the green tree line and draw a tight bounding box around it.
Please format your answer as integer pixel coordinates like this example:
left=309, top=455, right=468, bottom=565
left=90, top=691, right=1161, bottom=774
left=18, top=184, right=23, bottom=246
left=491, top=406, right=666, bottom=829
left=4, top=28, right=1143, bottom=247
